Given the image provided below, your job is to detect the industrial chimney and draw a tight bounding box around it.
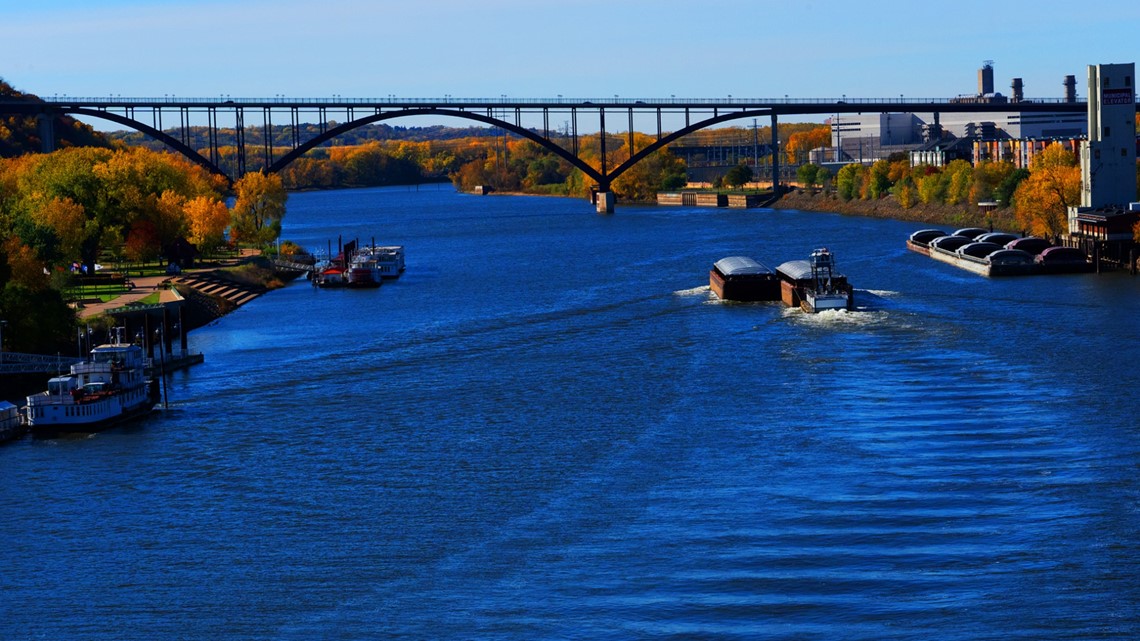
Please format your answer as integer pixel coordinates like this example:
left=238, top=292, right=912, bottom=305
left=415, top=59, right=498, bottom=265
left=978, top=60, right=995, bottom=95
left=1063, top=74, right=1077, bottom=102
left=1010, top=77, right=1024, bottom=102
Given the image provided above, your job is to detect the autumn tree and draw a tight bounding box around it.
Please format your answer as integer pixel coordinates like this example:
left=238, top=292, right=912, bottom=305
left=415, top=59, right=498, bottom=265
left=941, top=159, right=974, bottom=205
left=184, top=196, right=231, bottom=252
left=231, top=171, right=287, bottom=247
left=1013, top=142, right=1080, bottom=238
left=784, top=126, right=831, bottom=164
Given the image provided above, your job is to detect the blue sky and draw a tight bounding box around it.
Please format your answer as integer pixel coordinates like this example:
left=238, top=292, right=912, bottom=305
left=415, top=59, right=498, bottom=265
left=3, top=0, right=1138, bottom=107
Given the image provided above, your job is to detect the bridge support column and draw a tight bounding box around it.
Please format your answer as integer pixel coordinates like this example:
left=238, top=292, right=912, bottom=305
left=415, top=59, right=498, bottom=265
left=595, top=190, right=615, bottom=214
left=37, top=113, right=55, bottom=153
left=770, top=113, right=779, bottom=192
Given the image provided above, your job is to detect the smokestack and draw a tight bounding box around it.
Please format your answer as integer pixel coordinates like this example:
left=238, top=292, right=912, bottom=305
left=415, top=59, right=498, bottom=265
left=1011, top=77, right=1024, bottom=102
left=1063, top=75, right=1077, bottom=102
left=979, top=60, right=995, bottom=95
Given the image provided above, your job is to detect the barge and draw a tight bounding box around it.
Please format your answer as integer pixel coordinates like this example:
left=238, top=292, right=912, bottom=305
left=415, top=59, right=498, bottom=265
left=907, top=229, right=1092, bottom=276
left=709, top=256, right=780, bottom=302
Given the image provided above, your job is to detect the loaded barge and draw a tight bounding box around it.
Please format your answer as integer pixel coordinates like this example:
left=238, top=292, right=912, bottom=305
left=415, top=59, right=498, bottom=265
left=709, top=248, right=854, bottom=312
left=709, top=256, right=780, bottom=302
left=907, top=228, right=1092, bottom=276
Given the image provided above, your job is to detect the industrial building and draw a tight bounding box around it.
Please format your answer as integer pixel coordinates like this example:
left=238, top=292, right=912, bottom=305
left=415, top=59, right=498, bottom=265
left=828, top=62, right=1087, bottom=167
left=1066, top=62, right=1138, bottom=268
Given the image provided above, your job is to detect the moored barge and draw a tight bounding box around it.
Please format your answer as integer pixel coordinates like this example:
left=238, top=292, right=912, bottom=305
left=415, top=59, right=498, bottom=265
left=907, top=228, right=1093, bottom=276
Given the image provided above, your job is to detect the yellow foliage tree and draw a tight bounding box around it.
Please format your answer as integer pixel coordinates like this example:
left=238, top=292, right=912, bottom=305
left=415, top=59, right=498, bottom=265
left=1013, top=143, right=1080, bottom=238
left=231, top=172, right=287, bottom=246
left=184, top=196, right=231, bottom=251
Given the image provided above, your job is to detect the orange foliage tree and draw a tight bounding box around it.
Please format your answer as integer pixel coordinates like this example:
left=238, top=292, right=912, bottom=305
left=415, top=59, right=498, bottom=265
left=784, top=126, right=831, bottom=164
left=1013, top=143, right=1080, bottom=238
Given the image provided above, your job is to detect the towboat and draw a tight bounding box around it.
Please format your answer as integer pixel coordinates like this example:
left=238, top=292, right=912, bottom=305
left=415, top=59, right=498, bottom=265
left=776, top=249, right=853, bottom=313
left=24, top=332, right=159, bottom=437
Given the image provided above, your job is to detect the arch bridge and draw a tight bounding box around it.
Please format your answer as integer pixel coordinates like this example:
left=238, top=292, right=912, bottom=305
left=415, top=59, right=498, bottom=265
left=1, top=95, right=1087, bottom=212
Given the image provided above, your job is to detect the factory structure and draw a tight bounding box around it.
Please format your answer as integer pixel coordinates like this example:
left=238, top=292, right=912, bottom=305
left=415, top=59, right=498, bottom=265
left=1067, top=62, right=1138, bottom=268
left=825, top=61, right=1093, bottom=169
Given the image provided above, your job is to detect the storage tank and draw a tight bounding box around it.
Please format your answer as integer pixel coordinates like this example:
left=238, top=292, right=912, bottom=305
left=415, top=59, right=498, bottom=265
left=978, top=61, right=995, bottom=95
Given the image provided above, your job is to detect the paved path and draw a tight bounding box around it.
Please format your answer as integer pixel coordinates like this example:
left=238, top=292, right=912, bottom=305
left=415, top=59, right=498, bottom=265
left=76, top=251, right=259, bottom=319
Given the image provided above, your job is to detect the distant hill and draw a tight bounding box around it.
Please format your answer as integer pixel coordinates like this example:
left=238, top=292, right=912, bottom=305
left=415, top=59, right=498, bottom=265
left=0, top=79, right=111, bottom=156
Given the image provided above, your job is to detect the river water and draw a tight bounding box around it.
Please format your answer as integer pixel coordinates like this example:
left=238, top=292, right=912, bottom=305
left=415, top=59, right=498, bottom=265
left=3, top=185, right=1139, bottom=640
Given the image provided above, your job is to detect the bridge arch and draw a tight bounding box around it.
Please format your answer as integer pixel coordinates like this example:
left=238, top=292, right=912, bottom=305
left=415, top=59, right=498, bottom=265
left=269, top=107, right=605, bottom=186
left=56, top=107, right=225, bottom=180
left=44, top=104, right=794, bottom=196
left=604, top=108, right=776, bottom=185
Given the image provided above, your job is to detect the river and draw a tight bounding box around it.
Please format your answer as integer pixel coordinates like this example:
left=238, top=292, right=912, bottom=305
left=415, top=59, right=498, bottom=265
left=2, top=185, right=1138, bottom=640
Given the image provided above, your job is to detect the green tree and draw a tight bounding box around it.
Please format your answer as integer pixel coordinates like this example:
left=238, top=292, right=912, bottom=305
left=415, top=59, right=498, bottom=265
left=993, top=168, right=1030, bottom=206
left=835, top=163, right=864, bottom=201
left=723, top=163, right=753, bottom=190
left=867, top=160, right=891, bottom=199
left=797, top=163, right=821, bottom=188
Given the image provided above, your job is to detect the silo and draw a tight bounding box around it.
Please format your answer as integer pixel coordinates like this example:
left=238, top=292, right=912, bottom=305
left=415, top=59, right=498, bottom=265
left=978, top=61, right=995, bottom=95
left=1063, top=75, right=1077, bottom=102
left=1010, top=77, right=1024, bottom=102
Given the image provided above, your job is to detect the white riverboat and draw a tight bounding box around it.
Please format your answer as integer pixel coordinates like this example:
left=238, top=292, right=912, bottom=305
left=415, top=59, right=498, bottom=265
left=372, top=245, right=405, bottom=279
left=24, top=334, right=158, bottom=436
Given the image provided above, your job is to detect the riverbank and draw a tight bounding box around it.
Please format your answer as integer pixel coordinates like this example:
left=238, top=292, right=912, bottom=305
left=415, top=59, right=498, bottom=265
left=770, top=189, right=1019, bottom=231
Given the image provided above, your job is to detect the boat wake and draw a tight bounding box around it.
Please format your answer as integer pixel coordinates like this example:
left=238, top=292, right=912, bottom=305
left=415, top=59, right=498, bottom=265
left=672, top=285, right=710, bottom=297
left=783, top=305, right=892, bottom=328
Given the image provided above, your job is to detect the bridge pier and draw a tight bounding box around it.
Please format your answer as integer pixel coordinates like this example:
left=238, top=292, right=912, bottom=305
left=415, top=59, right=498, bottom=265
left=37, top=113, right=55, bottom=153
left=595, top=191, right=615, bottom=214
left=770, top=113, right=779, bottom=191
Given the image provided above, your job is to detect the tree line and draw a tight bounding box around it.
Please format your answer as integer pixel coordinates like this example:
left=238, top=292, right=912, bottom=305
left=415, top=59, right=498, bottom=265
left=795, top=141, right=1139, bottom=239
left=0, top=146, right=286, bottom=353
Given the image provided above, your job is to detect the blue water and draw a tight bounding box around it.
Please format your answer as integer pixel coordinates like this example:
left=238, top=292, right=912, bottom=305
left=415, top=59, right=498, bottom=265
left=3, top=185, right=1139, bottom=640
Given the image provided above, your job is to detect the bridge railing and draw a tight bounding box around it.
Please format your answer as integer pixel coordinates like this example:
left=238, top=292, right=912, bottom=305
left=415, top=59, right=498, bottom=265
left=32, top=96, right=1084, bottom=107
left=0, top=352, right=83, bottom=375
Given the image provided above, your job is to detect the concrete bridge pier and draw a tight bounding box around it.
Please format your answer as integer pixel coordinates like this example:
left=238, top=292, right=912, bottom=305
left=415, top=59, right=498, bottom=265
left=595, top=191, right=615, bottom=214
left=37, top=113, right=55, bottom=153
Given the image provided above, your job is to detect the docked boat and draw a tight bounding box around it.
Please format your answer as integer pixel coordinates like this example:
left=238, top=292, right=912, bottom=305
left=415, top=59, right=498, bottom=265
left=24, top=333, right=159, bottom=437
left=776, top=248, right=853, bottom=313
left=372, top=245, right=405, bottom=279
left=315, top=265, right=348, bottom=288
left=346, top=250, right=383, bottom=288
left=0, top=400, right=25, bottom=442
left=709, top=256, right=780, bottom=301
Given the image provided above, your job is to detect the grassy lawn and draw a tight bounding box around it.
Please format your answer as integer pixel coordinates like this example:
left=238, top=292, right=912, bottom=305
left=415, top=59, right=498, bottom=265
left=64, top=282, right=130, bottom=302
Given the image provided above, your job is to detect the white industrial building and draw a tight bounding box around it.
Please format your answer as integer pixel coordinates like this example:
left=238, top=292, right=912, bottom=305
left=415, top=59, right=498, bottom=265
left=828, top=63, right=1087, bottom=165
left=1068, top=62, right=1138, bottom=244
